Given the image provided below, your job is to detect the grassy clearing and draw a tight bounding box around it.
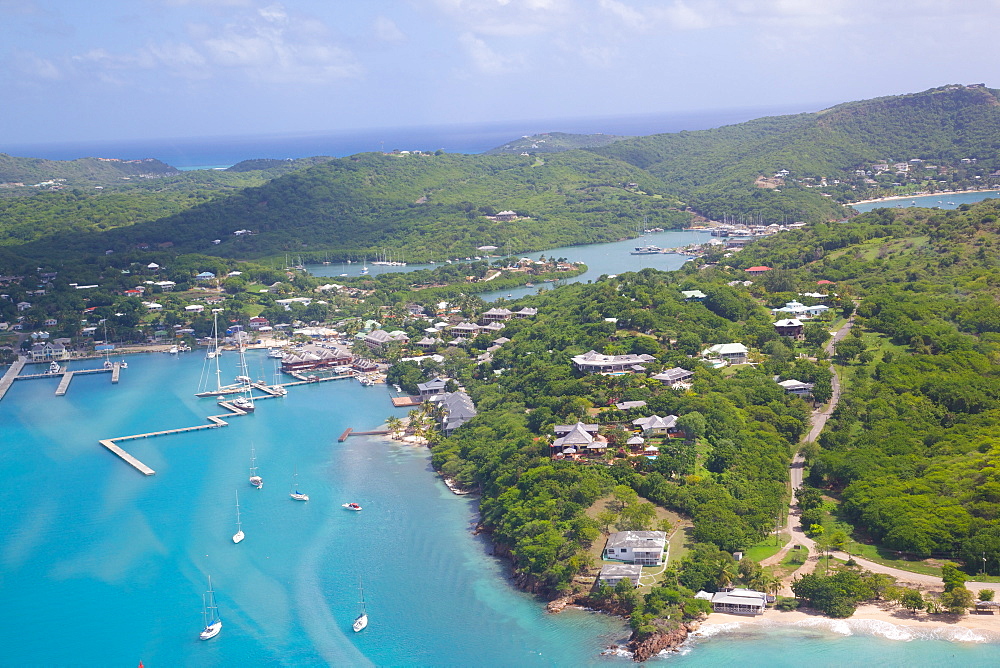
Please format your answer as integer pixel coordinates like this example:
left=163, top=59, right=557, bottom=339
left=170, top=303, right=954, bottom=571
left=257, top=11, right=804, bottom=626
left=769, top=547, right=809, bottom=579
left=744, top=533, right=790, bottom=563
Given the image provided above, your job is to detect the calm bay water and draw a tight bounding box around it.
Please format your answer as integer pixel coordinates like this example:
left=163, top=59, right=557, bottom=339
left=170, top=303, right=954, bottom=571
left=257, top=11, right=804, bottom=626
left=851, top=191, right=1000, bottom=213
left=3, top=352, right=998, bottom=665
left=308, top=229, right=709, bottom=303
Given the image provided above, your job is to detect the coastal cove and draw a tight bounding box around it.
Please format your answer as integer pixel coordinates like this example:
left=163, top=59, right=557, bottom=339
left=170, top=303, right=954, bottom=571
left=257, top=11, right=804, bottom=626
left=0, top=344, right=997, bottom=664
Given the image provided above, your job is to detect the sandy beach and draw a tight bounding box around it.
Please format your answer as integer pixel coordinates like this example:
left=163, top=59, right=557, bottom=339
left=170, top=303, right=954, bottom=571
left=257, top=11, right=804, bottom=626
left=699, top=603, right=1000, bottom=641
left=849, top=189, right=999, bottom=206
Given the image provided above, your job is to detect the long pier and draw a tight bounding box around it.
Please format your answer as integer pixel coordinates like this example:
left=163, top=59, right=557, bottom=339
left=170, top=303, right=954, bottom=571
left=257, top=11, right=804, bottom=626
left=98, top=399, right=256, bottom=475
left=55, top=371, right=74, bottom=396
left=0, top=357, right=26, bottom=400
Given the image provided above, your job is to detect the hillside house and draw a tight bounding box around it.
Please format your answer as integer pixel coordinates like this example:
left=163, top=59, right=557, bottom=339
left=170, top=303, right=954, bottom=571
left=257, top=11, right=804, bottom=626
left=551, top=422, right=605, bottom=456
left=603, top=531, right=667, bottom=566
left=480, top=307, right=513, bottom=323
left=572, top=350, right=655, bottom=374
left=450, top=322, right=481, bottom=338
left=778, top=379, right=814, bottom=397
left=426, top=391, right=477, bottom=434
left=615, top=400, right=647, bottom=411
left=632, top=414, right=680, bottom=437
left=651, top=367, right=695, bottom=386
left=681, top=290, right=707, bottom=300
left=772, top=301, right=830, bottom=319
left=744, top=266, right=772, bottom=276
left=702, top=343, right=749, bottom=365
left=417, top=377, right=449, bottom=397
left=364, top=329, right=409, bottom=351
left=773, top=318, right=804, bottom=339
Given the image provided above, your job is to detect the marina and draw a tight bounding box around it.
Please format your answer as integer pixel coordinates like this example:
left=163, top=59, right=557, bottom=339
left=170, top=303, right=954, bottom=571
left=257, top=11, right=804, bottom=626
left=0, top=358, right=121, bottom=401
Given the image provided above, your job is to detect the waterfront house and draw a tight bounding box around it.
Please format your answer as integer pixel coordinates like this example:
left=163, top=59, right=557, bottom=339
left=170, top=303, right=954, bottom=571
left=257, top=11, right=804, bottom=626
left=632, top=414, right=680, bottom=437
left=281, top=346, right=353, bottom=372
left=598, top=564, right=642, bottom=589
left=710, top=589, right=767, bottom=615
left=364, top=329, right=409, bottom=351
left=651, top=367, right=695, bottom=386
left=603, top=531, right=667, bottom=566
left=572, top=350, right=655, bottom=374
left=425, top=391, right=477, bottom=434
left=248, top=316, right=269, bottom=330
left=417, top=377, right=449, bottom=397
left=701, top=343, right=749, bottom=365
left=773, top=318, right=804, bottom=339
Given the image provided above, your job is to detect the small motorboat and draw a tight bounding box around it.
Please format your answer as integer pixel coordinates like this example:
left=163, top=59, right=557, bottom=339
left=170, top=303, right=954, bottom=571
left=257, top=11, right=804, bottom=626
left=48, top=361, right=61, bottom=374
left=342, top=502, right=362, bottom=511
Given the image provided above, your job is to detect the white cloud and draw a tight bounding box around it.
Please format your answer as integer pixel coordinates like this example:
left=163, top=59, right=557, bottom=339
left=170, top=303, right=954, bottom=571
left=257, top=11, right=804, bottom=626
left=12, top=49, right=62, bottom=80
left=458, top=31, right=523, bottom=74
left=51, top=2, right=362, bottom=85
left=374, top=15, right=406, bottom=42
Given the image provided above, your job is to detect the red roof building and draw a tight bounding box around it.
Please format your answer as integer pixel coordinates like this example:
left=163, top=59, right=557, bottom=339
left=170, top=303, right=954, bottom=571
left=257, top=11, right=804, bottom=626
left=745, top=266, right=772, bottom=275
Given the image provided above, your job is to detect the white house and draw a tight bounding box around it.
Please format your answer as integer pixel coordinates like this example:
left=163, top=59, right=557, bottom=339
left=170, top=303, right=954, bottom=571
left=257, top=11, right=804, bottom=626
left=598, top=564, right=642, bottom=589
left=184, top=304, right=205, bottom=313
left=710, top=589, right=767, bottom=615
left=778, top=379, right=814, bottom=397
left=651, top=367, right=695, bottom=386
left=603, top=531, right=667, bottom=566
left=702, top=343, right=749, bottom=365
left=572, top=350, right=655, bottom=374
left=632, top=415, right=679, bottom=436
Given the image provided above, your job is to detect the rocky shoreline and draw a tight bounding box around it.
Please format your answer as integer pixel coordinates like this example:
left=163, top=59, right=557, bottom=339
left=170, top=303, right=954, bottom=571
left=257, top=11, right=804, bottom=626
left=545, top=593, right=698, bottom=662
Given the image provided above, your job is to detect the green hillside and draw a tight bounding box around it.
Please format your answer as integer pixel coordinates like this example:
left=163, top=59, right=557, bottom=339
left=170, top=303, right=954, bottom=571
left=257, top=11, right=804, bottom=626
left=591, top=84, right=1000, bottom=222
left=0, top=153, right=179, bottom=186
left=715, top=198, right=1000, bottom=569
left=17, top=150, right=686, bottom=262
left=484, top=132, right=628, bottom=155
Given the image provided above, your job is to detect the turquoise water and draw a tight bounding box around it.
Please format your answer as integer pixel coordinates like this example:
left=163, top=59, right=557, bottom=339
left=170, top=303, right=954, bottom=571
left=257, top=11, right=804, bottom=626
left=851, top=190, right=1000, bottom=213
left=309, top=229, right=707, bottom=303
left=2, top=353, right=998, bottom=665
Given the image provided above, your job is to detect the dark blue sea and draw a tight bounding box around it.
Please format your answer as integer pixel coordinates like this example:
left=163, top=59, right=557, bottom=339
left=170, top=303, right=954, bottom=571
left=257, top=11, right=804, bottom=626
left=3, top=106, right=812, bottom=169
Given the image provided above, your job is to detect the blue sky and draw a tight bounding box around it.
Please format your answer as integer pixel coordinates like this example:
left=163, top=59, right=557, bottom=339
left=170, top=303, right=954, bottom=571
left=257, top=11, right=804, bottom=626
left=2, top=0, right=997, bottom=145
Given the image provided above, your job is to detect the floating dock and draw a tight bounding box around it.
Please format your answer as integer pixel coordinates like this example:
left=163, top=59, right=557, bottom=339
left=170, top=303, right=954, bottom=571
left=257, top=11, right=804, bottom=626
left=391, top=396, right=422, bottom=407
left=0, top=358, right=119, bottom=401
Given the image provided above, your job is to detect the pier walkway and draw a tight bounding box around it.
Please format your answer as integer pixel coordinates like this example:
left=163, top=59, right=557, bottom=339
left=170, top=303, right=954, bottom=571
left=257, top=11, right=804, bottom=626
left=0, top=357, right=26, bottom=400
left=99, top=392, right=275, bottom=475
left=55, top=372, right=74, bottom=396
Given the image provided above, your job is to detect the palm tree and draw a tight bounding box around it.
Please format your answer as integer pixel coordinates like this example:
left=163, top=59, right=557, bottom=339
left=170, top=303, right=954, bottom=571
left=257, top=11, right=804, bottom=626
left=386, top=416, right=403, bottom=439
left=714, top=559, right=738, bottom=589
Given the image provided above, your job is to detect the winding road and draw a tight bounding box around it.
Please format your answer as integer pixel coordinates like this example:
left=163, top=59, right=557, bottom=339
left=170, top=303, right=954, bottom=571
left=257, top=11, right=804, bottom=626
left=762, top=315, right=1000, bottom=596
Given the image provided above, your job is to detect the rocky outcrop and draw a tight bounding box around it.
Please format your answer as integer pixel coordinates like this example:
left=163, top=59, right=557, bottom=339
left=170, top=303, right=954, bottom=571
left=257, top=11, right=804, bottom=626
left=546, top=594, right=583, bottom=613
left=627, top=622, right=697, bottom=663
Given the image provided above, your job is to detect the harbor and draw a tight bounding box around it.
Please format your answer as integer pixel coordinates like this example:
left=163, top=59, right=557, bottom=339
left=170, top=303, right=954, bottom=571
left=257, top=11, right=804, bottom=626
left=0, top=357, right=121, bottom=401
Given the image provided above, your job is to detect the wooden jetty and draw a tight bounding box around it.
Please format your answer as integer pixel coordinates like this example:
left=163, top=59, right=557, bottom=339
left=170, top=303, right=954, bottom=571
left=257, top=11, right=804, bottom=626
left=391, top=396, right=422, bottom=407
left=111, top=362, right=121, bottom=383
left=1, top=358, right=119, bottom=401
left=338, top=428, right=353, bottom=442
left=349, top=430, right=391, bottom=437
left=99, top=439, right=156, bottom=476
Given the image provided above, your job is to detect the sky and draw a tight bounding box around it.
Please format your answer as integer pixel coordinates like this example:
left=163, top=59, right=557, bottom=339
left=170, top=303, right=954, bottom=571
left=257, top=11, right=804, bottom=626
left=2, top=0, right=999, bottom=146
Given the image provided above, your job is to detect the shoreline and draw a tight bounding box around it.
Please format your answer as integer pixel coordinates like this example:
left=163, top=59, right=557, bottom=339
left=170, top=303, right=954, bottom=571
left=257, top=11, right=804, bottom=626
left=697, top=603, right=1000, bottom=642
left=849, top=189, right=1000, bottom=207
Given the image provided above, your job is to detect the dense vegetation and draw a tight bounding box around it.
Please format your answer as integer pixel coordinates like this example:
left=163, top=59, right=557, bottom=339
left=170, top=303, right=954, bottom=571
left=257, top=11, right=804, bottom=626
left=591, top=84, right=1000, bottom=222
left=485, top=132, right=629, bottom=155
left=0, top=153, right=178, bottom=185
left=732, top=198, right=1000, bottom=572
left=15, top=151, right=686, bottom=263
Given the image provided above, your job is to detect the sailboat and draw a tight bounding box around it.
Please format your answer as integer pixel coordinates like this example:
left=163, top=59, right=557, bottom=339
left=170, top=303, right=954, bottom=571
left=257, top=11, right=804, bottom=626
left=229, top=343, right=255, bottom=413
left=353, top=576, right=368, bottom=632
left=290, top=469, right=309, bottom=501
left=232, top=491, right=245, bottom=544
left=249, top=444, right=263, bottom=489
left=199, top=577, right=222, bottom=640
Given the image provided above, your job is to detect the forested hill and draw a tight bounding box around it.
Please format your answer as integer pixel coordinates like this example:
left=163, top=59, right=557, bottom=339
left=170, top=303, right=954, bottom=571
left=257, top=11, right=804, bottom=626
left=711, top=198, right=1000, bottom=570
left=588, top=84, right=1000, bottom=222
left=484, top=132, right=628, bottom=155
left=0, top=153, right=178, bottom=185
left=16, top=150, right=687, bottom=262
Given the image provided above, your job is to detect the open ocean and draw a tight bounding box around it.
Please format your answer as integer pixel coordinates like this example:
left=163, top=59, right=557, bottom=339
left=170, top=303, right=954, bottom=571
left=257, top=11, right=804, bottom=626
left=3, top=105, right=813, bottom=169
left=2, top=351, right=998, bottom=666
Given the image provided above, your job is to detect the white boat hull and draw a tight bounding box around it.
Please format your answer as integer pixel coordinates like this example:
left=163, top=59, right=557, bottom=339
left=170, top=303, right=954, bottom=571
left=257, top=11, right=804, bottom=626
left=200, top=620, right=222, bottom=640
left=353, top=613, right=368, bottom=632
left=232, top=530, right=244, bottom=544
left=290, top=493, right=309, bottom=501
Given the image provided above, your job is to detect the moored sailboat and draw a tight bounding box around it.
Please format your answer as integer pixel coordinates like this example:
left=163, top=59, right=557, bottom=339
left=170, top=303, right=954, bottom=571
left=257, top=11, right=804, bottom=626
left=249, top=444, right=263, bottom=489
left=290, top=469, right=308, bottom=501
left=353, top=576, right=368, bottom=632
left=199, top=577, right=222, bottom=640
left=232, top=490, right=245, bottom=544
